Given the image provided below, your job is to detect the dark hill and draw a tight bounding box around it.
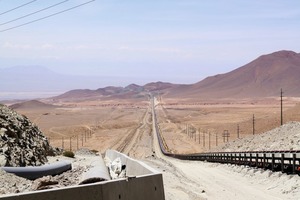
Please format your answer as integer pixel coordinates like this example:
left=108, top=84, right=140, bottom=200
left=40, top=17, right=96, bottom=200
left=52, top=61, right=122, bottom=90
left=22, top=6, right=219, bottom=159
left=9, top=100, right=57, bottom=110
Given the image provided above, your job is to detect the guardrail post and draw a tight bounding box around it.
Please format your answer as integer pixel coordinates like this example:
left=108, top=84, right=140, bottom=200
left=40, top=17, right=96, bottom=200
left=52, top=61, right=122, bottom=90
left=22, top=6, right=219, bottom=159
left=263, top=153, right=266, bottom=169
left=271, top=154, right=275, bottom=171
left=293, top=153, right=296, bottom=174
left=281, top=153, right=284, bottom=173
left=256, top=153, right=258, bottom=167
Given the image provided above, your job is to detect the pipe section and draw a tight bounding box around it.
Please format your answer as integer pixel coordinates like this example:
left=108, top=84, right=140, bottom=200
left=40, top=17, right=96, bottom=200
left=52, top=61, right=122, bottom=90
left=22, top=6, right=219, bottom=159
left=1, top=161, right=72, bottom=180
left=79, top=155, right=111, bottom=184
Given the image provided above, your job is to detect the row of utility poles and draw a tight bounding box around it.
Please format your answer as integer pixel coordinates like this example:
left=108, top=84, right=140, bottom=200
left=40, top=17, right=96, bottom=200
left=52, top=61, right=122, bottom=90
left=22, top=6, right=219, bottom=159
left=185, top=89, right=285, bottom=149
left=48, top=128, right=93, bottom=151
left=185, top=114, right=256, bottom=150
left=186, top=125, right=233, bottom=150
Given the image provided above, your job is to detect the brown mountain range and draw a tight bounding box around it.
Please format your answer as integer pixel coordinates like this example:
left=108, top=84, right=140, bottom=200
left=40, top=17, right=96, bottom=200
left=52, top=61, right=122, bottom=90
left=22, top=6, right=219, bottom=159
left=53, top=82, right=178, bottom=101
left=166, top=50, right=300, bottom=99
left=54, top=50, right=300, bottom=101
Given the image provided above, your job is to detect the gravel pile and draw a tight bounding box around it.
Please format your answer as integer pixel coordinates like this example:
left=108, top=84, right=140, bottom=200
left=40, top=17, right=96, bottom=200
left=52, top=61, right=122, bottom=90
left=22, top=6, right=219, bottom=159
left=212, top=121, right=300, bottom=152
left=0, top=104, right=58, bottom=167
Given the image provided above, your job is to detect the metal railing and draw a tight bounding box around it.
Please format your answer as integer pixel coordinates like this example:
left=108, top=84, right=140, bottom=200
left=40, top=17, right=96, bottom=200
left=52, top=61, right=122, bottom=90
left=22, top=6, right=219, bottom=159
left=152, top=97, right=300, bottom=175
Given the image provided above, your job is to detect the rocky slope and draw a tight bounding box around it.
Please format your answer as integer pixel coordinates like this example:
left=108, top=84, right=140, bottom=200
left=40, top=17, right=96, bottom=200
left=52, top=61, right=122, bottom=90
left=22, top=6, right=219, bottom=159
left=212, top=121, right=300, bottom=152
left=0, top=104, right=57, bottom=167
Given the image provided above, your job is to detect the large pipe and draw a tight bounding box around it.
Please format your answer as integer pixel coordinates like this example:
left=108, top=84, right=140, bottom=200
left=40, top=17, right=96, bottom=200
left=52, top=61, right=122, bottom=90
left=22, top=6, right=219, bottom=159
left=79, top=155, right=111, bottom=184
left=1, top=161, right=72, bottom=180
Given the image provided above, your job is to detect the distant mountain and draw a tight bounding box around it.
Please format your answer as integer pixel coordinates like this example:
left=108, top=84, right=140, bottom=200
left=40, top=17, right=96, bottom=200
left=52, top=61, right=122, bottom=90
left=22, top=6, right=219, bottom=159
left=166, top=50, right=300, bottom=98
left=144, top=82, right=176, bottom=91
left=0, top=66, right=118, bottom=93
left=9, top=100, right=57, bottom=110
left=53, top=50, right=300, bottom=101
left=0, top=66, right=62, bottom=92
left=53, top=81, right=178, bottom=101
left=6, top=50, right=300, bottom=101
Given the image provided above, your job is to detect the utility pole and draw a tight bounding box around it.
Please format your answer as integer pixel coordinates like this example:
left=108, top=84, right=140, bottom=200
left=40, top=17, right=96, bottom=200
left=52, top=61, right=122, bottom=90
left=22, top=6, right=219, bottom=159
left=198, top=128, right=201, bottom=144
left=281, top=88, right=283, bottom=126
left=70, top=137, right=72, bottom=151
left=186, top=124, right=188, bottom=135
left=252, top=114, right=255, bottom=135
left=77, top=135, right=79, bottom=150
left=237, top=124, right=240, bottom=139
left=223, top=130, right=229, bottom=142
left=203, top=132, right=205, bottom=147
left=208, top=132, right=211, bottom=150
left=82, top=134, right=84, bottom=146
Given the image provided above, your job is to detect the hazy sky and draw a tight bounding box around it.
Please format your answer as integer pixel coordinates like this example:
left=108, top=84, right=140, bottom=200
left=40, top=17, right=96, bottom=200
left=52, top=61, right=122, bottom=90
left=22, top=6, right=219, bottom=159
left=0, top=0, right=300, bottom=86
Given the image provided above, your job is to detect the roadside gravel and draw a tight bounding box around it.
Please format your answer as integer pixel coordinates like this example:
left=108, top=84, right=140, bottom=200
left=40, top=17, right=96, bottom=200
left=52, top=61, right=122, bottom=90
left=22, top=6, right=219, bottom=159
left=0, top=149, right=95, bottom=196
left=212, top=121, right=300, bottom=152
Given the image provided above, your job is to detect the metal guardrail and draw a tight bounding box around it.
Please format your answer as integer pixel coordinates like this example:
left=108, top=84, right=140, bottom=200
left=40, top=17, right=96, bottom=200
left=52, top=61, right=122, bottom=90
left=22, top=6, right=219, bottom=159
left=152, top=98, right=300, bottom=175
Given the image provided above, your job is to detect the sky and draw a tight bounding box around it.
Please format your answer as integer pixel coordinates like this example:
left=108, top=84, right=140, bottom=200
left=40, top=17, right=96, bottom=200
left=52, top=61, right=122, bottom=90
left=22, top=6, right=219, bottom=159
left=0, top=0, right=300, bottom=87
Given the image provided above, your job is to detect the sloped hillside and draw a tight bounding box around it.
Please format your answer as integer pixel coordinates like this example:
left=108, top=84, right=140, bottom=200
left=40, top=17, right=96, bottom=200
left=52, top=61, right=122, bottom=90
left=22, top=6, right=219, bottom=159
left=166, top=50, right=300, bottom=99
left=212, top=121, right=300, bottom=152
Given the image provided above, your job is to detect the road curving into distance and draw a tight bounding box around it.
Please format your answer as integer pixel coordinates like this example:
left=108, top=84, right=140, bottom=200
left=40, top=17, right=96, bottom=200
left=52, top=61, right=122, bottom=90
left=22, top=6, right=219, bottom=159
left=150, top=95, right=300, bottom=200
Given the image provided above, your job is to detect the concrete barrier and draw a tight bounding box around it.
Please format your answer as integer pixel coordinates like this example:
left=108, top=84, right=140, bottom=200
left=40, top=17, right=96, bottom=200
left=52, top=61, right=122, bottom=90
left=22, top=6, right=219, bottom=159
left=105, top=149, right=158, bottom=176
left=1, top=150, right=165, bottom=200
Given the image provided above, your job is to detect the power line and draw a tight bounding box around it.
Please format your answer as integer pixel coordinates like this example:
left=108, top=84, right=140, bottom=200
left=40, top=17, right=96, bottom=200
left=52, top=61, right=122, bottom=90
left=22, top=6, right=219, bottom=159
left=0, top=0, right=69, bottom=26
left=0, top=0, right=38, bottom=16
left=0, top=0, right=95, bottom=33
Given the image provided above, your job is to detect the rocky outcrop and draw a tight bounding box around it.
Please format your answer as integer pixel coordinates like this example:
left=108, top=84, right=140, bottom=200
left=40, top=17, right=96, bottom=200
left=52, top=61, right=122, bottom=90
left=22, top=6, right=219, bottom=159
left=0, top=104, right=58, bottom=167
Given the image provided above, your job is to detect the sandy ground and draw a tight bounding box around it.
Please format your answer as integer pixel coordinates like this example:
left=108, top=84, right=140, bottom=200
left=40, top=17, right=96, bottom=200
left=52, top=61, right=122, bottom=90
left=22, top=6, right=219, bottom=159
left=4, top=97, right=300, bottom=199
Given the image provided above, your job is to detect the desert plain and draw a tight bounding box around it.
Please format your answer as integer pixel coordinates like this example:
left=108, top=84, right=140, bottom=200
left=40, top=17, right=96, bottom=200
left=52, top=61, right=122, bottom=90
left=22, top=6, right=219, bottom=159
left=10, top=96, right=300, bottom=155
left=6, top=95, right=300, bottom=200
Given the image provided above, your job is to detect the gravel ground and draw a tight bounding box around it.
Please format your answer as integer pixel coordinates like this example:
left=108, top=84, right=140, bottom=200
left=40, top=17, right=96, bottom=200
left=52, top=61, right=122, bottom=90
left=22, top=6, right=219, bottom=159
left=0, top=148, right=95, bottom=196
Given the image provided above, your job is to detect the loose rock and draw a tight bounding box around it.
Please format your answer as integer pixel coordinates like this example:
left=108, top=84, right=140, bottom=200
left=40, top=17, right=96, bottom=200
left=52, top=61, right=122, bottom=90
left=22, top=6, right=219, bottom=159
left=0, top=104, right=59, bottom=167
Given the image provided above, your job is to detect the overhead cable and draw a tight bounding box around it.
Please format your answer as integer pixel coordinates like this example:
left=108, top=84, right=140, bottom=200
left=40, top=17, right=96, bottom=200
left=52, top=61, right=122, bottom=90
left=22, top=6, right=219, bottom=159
left=0, top=0, right=95, bottom=33
left=0, top=0, right=38, bottom=16
left=0, top=0, right=69, bottom=26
